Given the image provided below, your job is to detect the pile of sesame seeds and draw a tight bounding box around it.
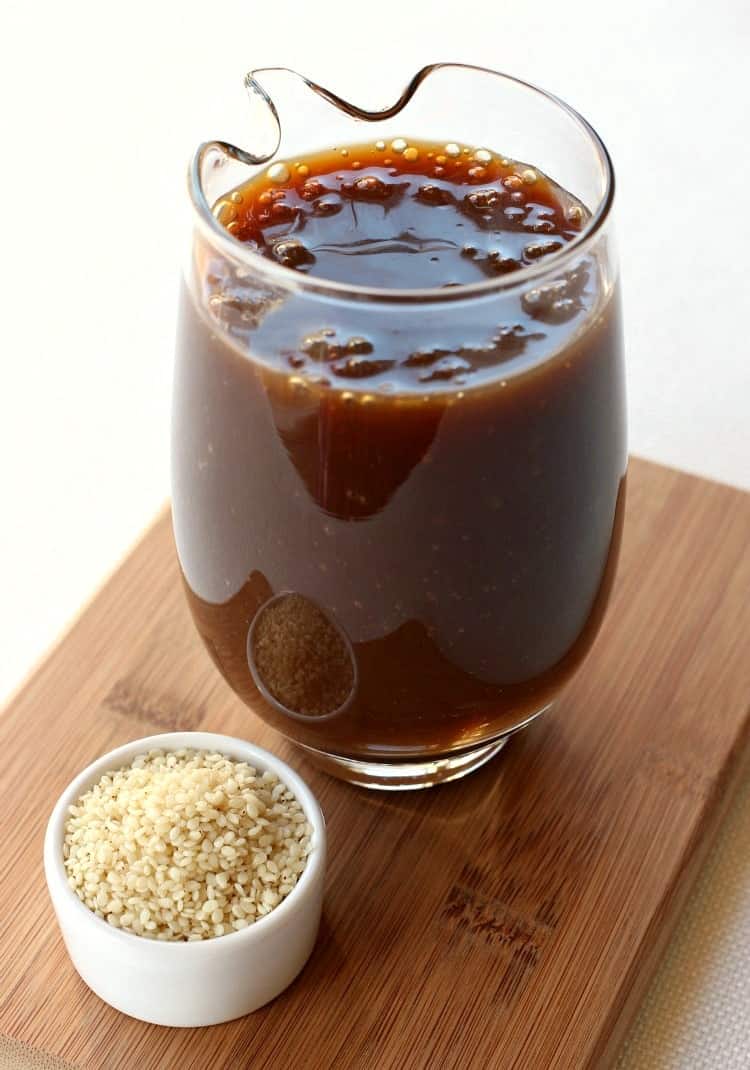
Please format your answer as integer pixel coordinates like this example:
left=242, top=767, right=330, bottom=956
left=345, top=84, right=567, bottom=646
left=63, top=748, right=312, bottom=941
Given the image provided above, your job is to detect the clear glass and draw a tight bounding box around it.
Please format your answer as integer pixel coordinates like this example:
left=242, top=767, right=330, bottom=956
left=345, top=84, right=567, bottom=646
left=172, top=64, right=626, bottom=789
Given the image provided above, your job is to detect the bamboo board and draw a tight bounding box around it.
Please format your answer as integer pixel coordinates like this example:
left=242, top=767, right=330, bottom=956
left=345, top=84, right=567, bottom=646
left=0, top=457, right=748, bottom=1069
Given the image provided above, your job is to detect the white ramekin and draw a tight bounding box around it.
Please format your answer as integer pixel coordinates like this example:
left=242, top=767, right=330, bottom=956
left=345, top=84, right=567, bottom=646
left=44, top=731, right=326, bottom=1027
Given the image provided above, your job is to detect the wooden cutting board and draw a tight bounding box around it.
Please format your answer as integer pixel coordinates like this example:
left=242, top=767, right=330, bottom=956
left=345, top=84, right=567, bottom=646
left=0, top=457, right=748, bottom=1070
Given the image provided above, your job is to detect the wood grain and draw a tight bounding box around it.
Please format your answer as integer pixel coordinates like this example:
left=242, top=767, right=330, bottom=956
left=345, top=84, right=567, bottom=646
left=0, top=458, right=748, bottom=1070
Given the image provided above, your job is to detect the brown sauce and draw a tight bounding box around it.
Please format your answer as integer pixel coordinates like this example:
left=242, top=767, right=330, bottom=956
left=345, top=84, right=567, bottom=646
left=173, top=138, right=626, bottom=759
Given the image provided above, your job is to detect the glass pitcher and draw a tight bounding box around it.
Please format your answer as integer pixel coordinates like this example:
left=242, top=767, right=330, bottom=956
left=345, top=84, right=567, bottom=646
left=172, top=64, right=626, bottom=789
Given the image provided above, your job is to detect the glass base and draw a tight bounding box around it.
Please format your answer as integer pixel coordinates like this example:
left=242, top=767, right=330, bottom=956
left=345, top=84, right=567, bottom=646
left=296, top=704, right=552, bottom=789
left=297, top=737, right=507, bottom=790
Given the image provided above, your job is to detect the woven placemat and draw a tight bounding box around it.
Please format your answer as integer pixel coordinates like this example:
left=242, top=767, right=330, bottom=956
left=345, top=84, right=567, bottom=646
left=0, top=1038, right=77, bottom=1070
left=617, top=774, right=750, bottom=1068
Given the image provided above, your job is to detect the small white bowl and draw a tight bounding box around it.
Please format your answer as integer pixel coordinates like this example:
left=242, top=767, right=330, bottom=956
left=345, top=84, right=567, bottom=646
left=44, top=731, right=326, bottom=1027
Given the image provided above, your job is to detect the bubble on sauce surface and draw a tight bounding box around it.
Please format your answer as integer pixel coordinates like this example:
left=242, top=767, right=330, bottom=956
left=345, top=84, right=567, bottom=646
left=528, top=219, right=556, bottom=234
left=416, top=183, right=454, bottom=205
left=270, top=202, right=297, bottom=223
left=212, top=200, right=236, bottom=224
left=313, top=197, right=343, bottom=216
left=267, top=162, right=291, bottom=183
left=504, top=206, right=527, bottom=222
left=351, top=175, right=391, bottom=200
left=272, top=239, right=315, bottom=269
left=346, top=336, right=374, bottom=354
left=331, top=356, right=396, bottom=379
left=523, top=240, right=564, bottom=261
left=418, top=356, right=473, bottom=382
left=403, top=322, right=545, bottom=376
left=522, top=265, right=590, bottom=323
left=207, top=139, right=593, bottom=385
left=296, top=332, right=396, bottom=379
left=485, top=251, right=523, bottom=276
left=466, top=189, right=503, bottom=210
left=300, top=178, right=326, bottom=200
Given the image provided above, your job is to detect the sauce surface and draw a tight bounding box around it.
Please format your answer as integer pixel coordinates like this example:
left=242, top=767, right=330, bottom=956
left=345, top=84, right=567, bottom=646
left=208, top=138, right=590, bottom=392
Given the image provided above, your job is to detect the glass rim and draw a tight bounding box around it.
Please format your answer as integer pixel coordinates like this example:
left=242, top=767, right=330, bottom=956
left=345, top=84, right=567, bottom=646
left=187, top=63, right=615, bottom=307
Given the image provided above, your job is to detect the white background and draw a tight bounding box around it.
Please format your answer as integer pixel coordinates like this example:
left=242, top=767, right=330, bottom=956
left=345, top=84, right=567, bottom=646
left=1, top=0, right=748, bottom=703
left=0, top=2, right=748, bottom=1065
